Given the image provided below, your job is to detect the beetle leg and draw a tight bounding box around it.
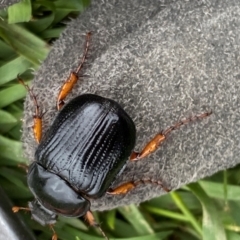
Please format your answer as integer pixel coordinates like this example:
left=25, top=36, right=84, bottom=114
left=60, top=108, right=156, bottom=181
left=85, top=211, right=109, bottom=240
left=49, top=225, right=57, bottom=240
left=12, top=206, right=30, bottom=213
left=130, top=111, right=212, bottom=161
left=107, top=178, right=170, bottom=195
left=57, top=32, right=92, bottom=110
left=18, top=76, right=43, bottom=144
left=17, top=163, right=29, bottom=173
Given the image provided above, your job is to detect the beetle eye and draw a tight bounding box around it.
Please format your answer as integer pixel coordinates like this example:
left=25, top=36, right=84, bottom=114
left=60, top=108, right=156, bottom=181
left=27, top=163, right=90, bottom=217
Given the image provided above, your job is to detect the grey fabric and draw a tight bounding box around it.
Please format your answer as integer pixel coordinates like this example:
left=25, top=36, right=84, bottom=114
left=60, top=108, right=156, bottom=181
left=0, top=0, right=19, bottom=8
left=21, top=0, right=240, bottom=211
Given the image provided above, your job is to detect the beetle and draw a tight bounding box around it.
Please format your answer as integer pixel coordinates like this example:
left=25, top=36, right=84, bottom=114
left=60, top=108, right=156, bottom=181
left=14, top=32, right=212, bottom=240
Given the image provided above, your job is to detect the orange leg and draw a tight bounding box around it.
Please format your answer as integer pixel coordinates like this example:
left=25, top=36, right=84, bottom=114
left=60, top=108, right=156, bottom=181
left=85, top=211, right=109, bottom=240
left=107, top=178, right=170, bottom=195
left=57, top=32, right=92, bottom=110
left=18, top=76, right=43, bottom=144
left=17, top=163, right=29, bottom=172
left=130, top=111, right=212, bottom=161
left=49, top=225, right=57, bottom=240
left=12, top=206, right=30, bottom=213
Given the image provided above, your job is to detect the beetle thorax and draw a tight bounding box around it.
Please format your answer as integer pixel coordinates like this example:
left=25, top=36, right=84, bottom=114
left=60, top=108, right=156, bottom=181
left=27, top=162, right=90, bottom=224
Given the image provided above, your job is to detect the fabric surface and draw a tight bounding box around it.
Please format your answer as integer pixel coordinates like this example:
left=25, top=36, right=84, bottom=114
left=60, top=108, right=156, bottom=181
left=17, top=0, right=240, bottom=211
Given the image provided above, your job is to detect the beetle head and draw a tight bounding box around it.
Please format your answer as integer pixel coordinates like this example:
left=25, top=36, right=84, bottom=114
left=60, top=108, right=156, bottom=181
left=28, top=199, right=57, bottom=225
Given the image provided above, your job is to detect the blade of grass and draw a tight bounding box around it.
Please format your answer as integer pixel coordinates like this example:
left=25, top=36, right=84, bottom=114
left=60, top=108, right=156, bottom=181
left=26, top=13, right=55, bottom=33
left=223, top=170, right=228, bottom=205
left=145, top=191, right=201, bottom=211
left=0, top=180, right=32, bottom=199
left=110, top=218, right=138, bottom=238
left=4, top=103, right=23, bottom=140
left=188, top=182, right=227, bottom=240
left=5, top=102, right=23, bottom=119
left=52, top=224, right=106, bottom=240
left=55, top=0, right=85, bottom=11
left=0, top=56, right=33, bottom=85
left=0, top=109, right=18, bottom=133
left=0, top=167, right=27, bottom=189
left=7, top=123, right=22, bottom=140
left=105, top=209, right=116, bottom=230
left=8, top=0, right=32, bottom=23
left=0, top=84, right=26, bottom=108
left=58, top=216, right=88, bottom=231
left=0, top=135, right=26, bottom=163
left=170, top=191, right=202, bottom=237
left=199, top=180, right=240, bottom=201
left=118, top=204, right=154, bottom=235
left=0, top=38, right=15, bottom=60
left=53, top=0, right=88, bottom=24
left=116, top=231, right=172, bottom=240
left=0, top=19, right=50, bottom=66
left=226, top=230, right=240, bottom=240
left=40, top=26, right=65, bottom=39
left=144, top=205, right=188, bottom=222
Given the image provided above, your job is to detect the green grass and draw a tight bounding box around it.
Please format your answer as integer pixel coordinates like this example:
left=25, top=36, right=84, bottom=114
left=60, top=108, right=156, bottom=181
left=1, top=1, right=240, bottom=240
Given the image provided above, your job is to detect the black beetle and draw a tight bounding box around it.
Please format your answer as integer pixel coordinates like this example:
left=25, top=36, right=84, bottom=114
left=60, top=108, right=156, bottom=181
left=28, top=93, right=136, bottom=224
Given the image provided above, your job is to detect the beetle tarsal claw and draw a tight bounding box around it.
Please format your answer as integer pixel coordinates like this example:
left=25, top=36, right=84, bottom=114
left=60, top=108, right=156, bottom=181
left=129, top=151, right=140, bottom=161
left=57, top=100, right=65, bottom=110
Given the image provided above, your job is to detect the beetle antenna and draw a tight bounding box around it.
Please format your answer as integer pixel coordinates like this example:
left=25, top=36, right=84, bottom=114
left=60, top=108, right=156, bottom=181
left=85, top=211, right=109, bottom=240
left=162, top=111, right=212, bottom=137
